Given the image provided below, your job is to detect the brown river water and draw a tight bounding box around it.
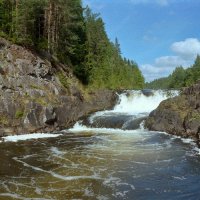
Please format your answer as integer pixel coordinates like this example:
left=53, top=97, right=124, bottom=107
left=0, top=91, right=200, bottom=200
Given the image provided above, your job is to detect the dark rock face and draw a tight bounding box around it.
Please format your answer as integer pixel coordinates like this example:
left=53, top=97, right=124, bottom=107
left=0, top=37, right=117, bottom=136
left=83, top=115, right=132, bottom=129
left=142, top=89, right=154, bottom=97
left=145, top=81, right=200, bottom=144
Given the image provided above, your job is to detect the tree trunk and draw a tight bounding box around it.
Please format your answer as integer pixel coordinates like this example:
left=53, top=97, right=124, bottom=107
left=44, top=1, right=60, bottom=55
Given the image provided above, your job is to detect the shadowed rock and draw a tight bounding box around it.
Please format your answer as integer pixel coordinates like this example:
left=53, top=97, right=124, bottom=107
left=142, top=89, right=154, bottom=97
left=82, top=114, right=146, bottom=130
left=123, top=117, right=147, bottom=130
left=84, top=115, right=133, bottom=129
left=145, top=81, right=200, bottom=145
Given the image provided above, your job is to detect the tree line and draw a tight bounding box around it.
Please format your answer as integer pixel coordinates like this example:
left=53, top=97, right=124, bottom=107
left=0, top=0, right=144, bottom=89
left=146, top=55, right=200, bottom=89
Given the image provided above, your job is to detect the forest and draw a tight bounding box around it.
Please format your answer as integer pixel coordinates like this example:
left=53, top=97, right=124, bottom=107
left=0, top=0, right=144, bottom=90
left=146, top=55, right=200, bottom=89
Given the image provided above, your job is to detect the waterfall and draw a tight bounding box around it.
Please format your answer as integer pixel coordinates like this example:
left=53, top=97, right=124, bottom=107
left=70, top=90, right=179, bottom=132
left=113, top=90, right=178, bottom=114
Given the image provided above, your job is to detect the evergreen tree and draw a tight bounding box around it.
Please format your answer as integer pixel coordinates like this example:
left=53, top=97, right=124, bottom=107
left=169, top=66, right=186, bottom=88
left=192, top=55, right=200, bottom=82
left=0, top=1, right=145, bottom=90
left=0, top=0, right=14, bottom=37
left=16, top=0, right=46, bottom=45
left=146, top=55, right=200, bottom=89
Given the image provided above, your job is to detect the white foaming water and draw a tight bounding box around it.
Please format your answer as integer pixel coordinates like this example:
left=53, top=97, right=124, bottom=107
left=89, top=90, right=178, bottom=123
left=113, top=90, right=178, bottom=114
left=2, top=133, right=62, bottom=142
left=68, top=89, right=200, bottom=155
left=69, top=122, right=141, bottom=135
left=1, top=90, right=178, bottom=143
left=51, top=147, right=65, bottom=156
left=2, top=90, right=200, bottom=200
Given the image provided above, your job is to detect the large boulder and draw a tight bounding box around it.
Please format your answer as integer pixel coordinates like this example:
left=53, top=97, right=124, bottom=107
left=145, top=81, right=200, bottom=143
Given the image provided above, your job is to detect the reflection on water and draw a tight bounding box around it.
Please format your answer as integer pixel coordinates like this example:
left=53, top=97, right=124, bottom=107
left=1, top=130, right=200, bottom=200
left=0, top=90, right=200, bottom=200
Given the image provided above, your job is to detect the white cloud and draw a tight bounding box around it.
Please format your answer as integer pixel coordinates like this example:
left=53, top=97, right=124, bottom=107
left=130, top=0, right=169, bottom=6
left=141, top=64, right=173, bottom=82
left=141, top=38, right=200, bottom=82
left=171, top=38, right=200, bottom=59
left=142, top=55, right=192, bottom=82
left=155, top=56, right=190, bottom=68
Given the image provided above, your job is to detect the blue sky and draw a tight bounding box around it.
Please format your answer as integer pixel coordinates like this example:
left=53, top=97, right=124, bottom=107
left=83, top=0, right=200, bottom=82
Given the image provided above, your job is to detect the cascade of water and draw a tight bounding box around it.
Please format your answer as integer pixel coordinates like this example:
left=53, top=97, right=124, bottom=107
left=113, top=90, right=178, bottom=114
left=2, top=89, right=200, bottom=200
left=71, top=90, right=179, bottom=131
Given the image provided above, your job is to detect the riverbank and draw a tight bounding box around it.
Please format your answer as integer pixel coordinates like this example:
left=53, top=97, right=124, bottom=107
left=145, top=81, right=200, bottom=145
left=1, top=89, right=200, bottom=199
left=0, top=37, right=117, bottom=136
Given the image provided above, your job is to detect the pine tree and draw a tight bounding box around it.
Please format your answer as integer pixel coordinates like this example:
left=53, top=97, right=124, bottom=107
left=0, top=1, right=145, bottom=90
left=192, top=55, right=200, bottom=82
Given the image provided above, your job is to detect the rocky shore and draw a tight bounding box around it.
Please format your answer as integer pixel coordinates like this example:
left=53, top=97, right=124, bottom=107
left=0, top=37, right=117, bottom=136
left=145, top=81, right=200, bottom=145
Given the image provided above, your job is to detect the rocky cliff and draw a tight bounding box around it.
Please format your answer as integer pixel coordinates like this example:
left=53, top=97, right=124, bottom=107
left=0, top=37, right=117, bottom=136
left=145, top=81, right=200, bottom=145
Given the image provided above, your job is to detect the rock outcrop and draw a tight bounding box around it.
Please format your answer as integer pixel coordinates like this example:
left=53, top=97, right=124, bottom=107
left=0, top=37, right=117, bottom=136
left=145, top=81, right=200, bottom=144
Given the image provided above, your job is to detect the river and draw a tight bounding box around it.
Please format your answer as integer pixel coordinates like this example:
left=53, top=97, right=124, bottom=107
left=0, top=90, right=200, bottom=200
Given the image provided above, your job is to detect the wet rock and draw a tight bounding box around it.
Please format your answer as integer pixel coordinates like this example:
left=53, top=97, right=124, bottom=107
left=87, top=115, right=132, bottom=129
left=124, top=117, right=147, bottom=130
left=142, top=89, right=154, bottom=97
left=145, top=81, right=200, bottom=142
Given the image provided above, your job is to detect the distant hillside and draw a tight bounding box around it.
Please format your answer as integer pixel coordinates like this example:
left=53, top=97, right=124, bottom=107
left=146, top=55, right=200, bottom=89
left=145, top=77, right=171, bottom=90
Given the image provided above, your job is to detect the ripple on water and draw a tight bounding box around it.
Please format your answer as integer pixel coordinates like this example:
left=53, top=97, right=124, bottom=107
left=1, top=90, right=200, bottom=199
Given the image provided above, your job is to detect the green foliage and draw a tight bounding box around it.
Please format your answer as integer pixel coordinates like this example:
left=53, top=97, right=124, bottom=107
left=0, top=115, right=8, bottom=125
left=83, top=8, right=144, bottom=89
left=169, top=66, right=186, bottom=89
left=145, top=77, right=171, bottom=89
left=189, top=111, right=200, bottom=121
left=15, top=110, right=24, bottom=119
left=30, top=84, right=42, bottom=90
left=146, top=55, right=200, bottom=89
left=35, top=97, right=48, bottom=106
left=57, top=72, right=69, bottom=89
left=0, top=0, right=144, bottom=90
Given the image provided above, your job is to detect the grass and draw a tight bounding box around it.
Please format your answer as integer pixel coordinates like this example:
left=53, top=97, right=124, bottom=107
left=57, top=72, right=69, bottom=89
left=0, top=115, right=8, bottom=125
left=30, top=84, right=42, bottom=90
left=189, top=111, right=200, bottom=121
left=35, top=97, right=48, bottom=106
left=15, top=110, right=24, bottom=119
